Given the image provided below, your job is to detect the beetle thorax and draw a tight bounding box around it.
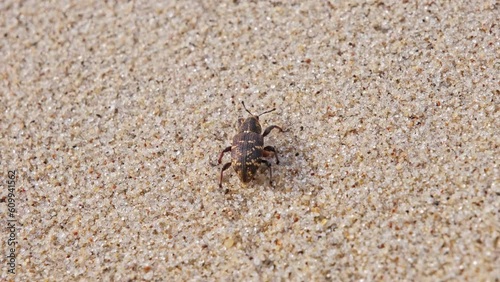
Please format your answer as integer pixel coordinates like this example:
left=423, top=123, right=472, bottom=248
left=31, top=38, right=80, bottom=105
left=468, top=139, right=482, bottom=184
left=239, top=117, right=262, bottom=134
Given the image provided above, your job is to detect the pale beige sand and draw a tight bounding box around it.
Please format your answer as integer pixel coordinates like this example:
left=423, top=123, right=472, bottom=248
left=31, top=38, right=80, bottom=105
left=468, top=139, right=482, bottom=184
left=1, top=1, right=498, bottom=281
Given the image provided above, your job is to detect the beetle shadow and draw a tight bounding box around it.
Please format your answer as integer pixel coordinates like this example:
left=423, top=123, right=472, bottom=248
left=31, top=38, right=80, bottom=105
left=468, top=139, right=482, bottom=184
left=260, top=123, right=314, bottom=195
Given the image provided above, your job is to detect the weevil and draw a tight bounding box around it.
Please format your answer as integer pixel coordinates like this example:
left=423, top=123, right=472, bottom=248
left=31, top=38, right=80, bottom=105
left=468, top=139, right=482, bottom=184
left=218, top=101, right=283, bottom=188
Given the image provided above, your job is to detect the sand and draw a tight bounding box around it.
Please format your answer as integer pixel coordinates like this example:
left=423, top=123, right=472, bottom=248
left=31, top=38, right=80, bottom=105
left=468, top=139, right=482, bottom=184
left=1, top=0, right=498, bottom=281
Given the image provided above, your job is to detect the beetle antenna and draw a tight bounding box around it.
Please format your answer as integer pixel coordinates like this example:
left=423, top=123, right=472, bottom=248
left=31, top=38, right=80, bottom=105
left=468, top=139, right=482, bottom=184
left=241, top=101, right=276, bottom=116
left=241, top=101, right=254, bottom=116
left=258, top=107, right=276, bottom=116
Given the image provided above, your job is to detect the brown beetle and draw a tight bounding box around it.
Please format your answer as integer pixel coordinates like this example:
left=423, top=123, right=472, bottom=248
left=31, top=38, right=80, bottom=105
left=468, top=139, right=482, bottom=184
left=218, top=101, right=283, bottom=188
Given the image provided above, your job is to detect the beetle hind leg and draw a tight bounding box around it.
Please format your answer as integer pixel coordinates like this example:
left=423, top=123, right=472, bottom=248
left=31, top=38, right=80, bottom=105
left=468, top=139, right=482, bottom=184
left=263, top=146, right=280, bottom=164
left=259, top=159, right=273, bottom=186
left=219, top=162, right=231, bottom=188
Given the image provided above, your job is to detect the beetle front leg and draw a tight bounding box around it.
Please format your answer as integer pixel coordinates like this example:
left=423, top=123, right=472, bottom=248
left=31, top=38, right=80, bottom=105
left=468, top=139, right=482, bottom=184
left=262, top=125, right=283, bottom=137
left=263, top=146, right=280, bottom=164
left=219, top=162, right=231, bottom=188
left=218, top=146, right=232, bottom=164
left=259, top=159, right=273, bottom=186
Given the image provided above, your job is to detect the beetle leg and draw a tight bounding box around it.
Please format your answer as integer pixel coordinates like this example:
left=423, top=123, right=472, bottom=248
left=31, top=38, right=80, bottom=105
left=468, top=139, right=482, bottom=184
left=262, top=125, right=283, bottom=137
left=219, top=162, right=232, bottom=188
left=218, top=146, right=232, bottom=164
left=259, top=159, right=273, bottom=186
left=263, top=146, right=280, bottom=164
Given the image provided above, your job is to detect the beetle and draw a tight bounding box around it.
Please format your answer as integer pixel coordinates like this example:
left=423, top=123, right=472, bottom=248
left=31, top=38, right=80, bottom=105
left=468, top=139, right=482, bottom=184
left=218, top=101, right=283, bottom=188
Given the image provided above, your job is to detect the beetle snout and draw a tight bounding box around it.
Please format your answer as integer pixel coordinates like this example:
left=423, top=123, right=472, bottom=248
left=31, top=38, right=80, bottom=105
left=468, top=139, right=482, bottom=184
left=240, top=117, right=262, bottom=134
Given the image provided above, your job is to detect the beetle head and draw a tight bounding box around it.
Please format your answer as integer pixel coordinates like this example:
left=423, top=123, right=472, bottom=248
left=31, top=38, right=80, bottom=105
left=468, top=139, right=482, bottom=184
left=239, top=116, right=262, bottom=133
left=238, top=101, right=276, bottom=134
